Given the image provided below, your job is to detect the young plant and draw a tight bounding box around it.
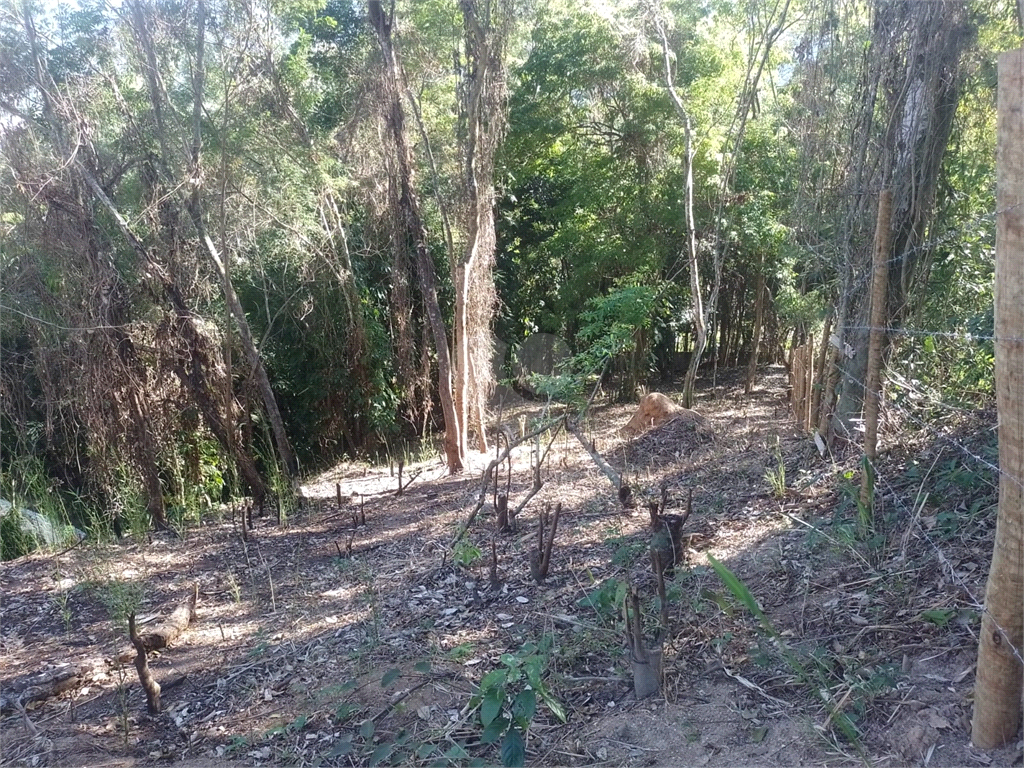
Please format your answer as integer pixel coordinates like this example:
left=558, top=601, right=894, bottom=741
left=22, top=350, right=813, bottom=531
left=764, top=437, right=786, bottom=499
left=468, top=637, right=567, bottom=767
left=707, top=555, right=867, bottom=754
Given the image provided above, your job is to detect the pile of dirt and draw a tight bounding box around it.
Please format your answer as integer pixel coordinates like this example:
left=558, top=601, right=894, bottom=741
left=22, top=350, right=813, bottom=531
left=613, top=412, right=715, bottom=468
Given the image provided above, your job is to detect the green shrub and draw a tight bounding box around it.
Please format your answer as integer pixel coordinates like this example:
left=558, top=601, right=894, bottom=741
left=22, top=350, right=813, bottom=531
left=0, top=510, right=37, bottom=560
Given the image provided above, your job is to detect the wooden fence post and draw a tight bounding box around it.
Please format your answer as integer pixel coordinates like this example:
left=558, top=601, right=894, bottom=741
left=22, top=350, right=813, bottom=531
left=972, top=47, right=1024, bottom=749
left=858, top=188, right=892, bottom=526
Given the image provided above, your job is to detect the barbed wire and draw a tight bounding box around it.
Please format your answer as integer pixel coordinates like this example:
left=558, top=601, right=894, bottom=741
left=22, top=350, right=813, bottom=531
left=845, top=326, right=1000, bottom=343
left=834, top=365, right=1005, bottom=490
left=803, top=359, right=1023, bottom=664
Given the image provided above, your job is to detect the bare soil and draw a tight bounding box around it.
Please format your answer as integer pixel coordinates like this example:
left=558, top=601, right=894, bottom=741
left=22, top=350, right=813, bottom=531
left=1, top=366, right=1018, bottom=767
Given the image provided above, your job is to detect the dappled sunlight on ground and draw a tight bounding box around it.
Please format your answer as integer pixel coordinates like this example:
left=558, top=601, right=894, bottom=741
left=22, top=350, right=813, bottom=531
left=0, top=366, right=1012, bottom=767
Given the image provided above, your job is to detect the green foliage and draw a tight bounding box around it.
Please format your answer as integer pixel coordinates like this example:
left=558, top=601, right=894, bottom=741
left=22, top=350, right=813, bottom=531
left=452, top=539, right=483, bottom=568
left=763, top=437, right=786, bottom=499
left=576, top=578, right=628, bottom=622
left=89, top=579, right=145, bottom=628
left=467, top=636, right=567, bottom=767
left=607, top=535, right=648, bottom=568
left=0, top=511, right=35, bottom=560
left=235, top=249, right=400, bottom=466
left=707, top=555, right=869, bottom=751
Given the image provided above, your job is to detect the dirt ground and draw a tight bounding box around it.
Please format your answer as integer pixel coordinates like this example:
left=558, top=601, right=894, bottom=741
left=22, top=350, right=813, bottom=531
left=1, top=366, right=1019, bottom=767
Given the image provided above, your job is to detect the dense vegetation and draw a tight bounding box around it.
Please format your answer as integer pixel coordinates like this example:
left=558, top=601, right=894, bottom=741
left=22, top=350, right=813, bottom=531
left=0, top=0, right=1015, bottom=540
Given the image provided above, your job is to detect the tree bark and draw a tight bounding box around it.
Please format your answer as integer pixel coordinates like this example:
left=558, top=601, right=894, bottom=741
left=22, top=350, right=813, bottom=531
left=654, top=12, right=704, bottom=408
left=127, top=0, right=298, bottom=478
left=858, top=189, right=892, bottom=519
left=370, top=0, right=463, bottom=472
left=834, top=1, right=973, bottom=434
left=972, top=48, right=1024, bottom=749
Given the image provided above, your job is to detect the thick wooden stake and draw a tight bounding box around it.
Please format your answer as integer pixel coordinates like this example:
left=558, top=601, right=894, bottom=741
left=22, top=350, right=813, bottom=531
left=973, top=47, right=1024, bottom=750
left=858, top=188, right=893, bottom=522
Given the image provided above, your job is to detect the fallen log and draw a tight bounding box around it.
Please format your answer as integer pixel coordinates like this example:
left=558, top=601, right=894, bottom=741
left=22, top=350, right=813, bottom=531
left=116, top=584, right=198, bottom=663
left=0, top=663, right=82, bottom=714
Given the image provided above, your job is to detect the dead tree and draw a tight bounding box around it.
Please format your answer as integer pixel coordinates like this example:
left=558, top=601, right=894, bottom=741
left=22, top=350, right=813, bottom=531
left=649, top=486, right=693, bottom=579
left=495, top=428, right=515, bottom=531
left=369, top=0, right=463, bottom=472
left=567, top=419, right=636, bottom=513
left=128, top=613, right=161, bottom=714
left=530, top=503, right=561, bottom=583
left=624, top=586, right=662, bottom=699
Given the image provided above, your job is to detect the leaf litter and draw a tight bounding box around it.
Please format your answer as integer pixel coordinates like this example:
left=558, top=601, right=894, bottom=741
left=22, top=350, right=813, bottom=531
left=0, top=366, right=1015, bottom=767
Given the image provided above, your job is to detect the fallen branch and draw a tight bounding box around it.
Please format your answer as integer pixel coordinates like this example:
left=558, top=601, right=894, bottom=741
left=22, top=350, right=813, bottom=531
left=453, top=412, right=563, bottom=544
left=0, top=663, right=83, bottom=715
left=567, top=419, right=621, bottom=489
left=509, top=419, right=564, bottom=522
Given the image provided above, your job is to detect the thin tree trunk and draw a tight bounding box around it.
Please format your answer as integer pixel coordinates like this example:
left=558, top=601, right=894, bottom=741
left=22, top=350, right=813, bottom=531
left=127, top=0, right=298, bottom=477
left=655, top=12, right=704, bottom=408
left=744, top=267, right=766, bottom=394
left=370, top=0, right=463, bottom=472
left=858, top=189, right=892, bottom=518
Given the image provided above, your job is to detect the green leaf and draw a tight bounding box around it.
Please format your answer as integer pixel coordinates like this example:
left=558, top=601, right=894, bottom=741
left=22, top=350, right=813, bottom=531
left=359, top=718, right=375, bottom=741
left=415, top=742, right=436, bottom=759
left=444, top=743, right=470, bottom=760
left=538, top=687, right=567, bottom=723
left=334, top=703, right=359, bottom=721
left=511, top=689, right=536, bottom=726
left=920, top=609, right=956, bottom=627
left=414, top=660, right=432, bottom=674
left=499, top=653, right=518, bottom=667
left=481, top=687, right=504, bottom=726
left=381, top=668, right=401, bottom=687
left=481, top=715, right=510, bottom=744
left=501, top=727, right=526, bottom=767
left=368, top=742, right=394, bottom=766
left=327, top=737, right=353, bottom=758
left=707, top=555, right=767, bottom=626
left=481, top=668, right=508, bottom=690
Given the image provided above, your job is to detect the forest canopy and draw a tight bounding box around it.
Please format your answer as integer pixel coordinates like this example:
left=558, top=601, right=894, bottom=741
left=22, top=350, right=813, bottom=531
left=0, top=0, right=1014, bottom=534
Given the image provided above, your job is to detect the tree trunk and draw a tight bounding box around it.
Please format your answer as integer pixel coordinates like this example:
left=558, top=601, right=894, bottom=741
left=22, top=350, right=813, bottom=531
left=655, top=13, right=704, bottom=408
left=858, top=189, right=893, bottom=519
left=972, top=48, right=1024, bottom=749
left=452, top=0, right=510, bottom=456
left=744, top=268, right=766, bottom=394
left=834, top=1, right=973, bottom=435
left=370, top=0, right=463, bottom=472
left=127, top=0, right=298, bottom=478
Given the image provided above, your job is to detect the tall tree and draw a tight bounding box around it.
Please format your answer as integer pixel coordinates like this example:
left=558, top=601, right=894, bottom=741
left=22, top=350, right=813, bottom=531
left=369, top=0, right=464, bottom=472
left=829, top=0, right=976, bottom=439
left=453, top=0, right=511, bottom=454
left=126, top=0, right=299, bottom=478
